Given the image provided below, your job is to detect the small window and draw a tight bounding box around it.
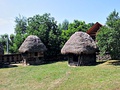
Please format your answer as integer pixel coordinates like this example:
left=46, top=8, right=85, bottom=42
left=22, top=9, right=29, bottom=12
left=73, top=55, right=78, bottom=62
left=35, top=52, right=38, bottom=56
left=7, top=56, right=9, bottom=62
left=2, top=56, right=4, bottom=60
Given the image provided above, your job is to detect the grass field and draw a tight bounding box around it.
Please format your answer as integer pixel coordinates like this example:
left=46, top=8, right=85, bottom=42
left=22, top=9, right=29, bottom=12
left=0, top=60, right=120, bottom=90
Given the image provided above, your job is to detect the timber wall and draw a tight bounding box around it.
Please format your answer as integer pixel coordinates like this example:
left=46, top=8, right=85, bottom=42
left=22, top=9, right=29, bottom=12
left=0, top=54, right=22, bottom=65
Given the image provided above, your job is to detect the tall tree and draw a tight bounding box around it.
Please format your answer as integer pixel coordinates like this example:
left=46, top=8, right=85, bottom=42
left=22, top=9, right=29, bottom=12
left=0, top=34, right=9, bottom=53
left=13, top=15, right=28, bottom=53
left=96, top=10, right=120, bottom=59
left=27, top=13, right=62, bottom=57
left=106, top=10, right=120, bottom=28
left=9, top=34, right=15, bottom=53
left=61, top=19, right=69, bottom=30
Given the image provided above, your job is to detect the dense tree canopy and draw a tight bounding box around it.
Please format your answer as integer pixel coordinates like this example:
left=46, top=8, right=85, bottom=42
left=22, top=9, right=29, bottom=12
left=60, top=20, right=91, bottom=47
left=0, top=13, right=92, bottom=58
left=61, top=19, right=69, bottom=30
left=0, top=13, right=90, bottom=57
left=27, top=13, right=62, bottom=57
left=0, top=34, right=9, bottom=53
left=12, top=15, right=28, bottom=53
left=96, top=10, right=120, bottom=59
left=2, top=10, right=120, bottom=60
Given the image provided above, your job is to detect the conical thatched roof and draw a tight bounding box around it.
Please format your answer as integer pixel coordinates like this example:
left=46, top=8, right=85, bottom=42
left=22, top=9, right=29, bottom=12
left=61, top=32, right=96, bottom=54
left=19, top=35, right=47, bottom=53
left=0, top=43, right=4, bottom=55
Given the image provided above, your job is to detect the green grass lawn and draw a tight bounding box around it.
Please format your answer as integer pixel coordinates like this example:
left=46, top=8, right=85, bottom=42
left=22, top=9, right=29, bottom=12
left=0, top=60, right=120, bottom=90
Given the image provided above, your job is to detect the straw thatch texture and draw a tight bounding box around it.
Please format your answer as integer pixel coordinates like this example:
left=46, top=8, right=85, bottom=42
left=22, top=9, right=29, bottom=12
left=0, top=43, right=4, bottom=55
left=61, top=32, right=96, bottom=54
left=19, top=35, right=47, bottom=53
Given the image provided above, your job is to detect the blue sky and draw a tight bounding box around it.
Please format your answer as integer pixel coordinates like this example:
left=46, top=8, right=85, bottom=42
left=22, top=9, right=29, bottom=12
left=0, top=0, right=120, bottom=35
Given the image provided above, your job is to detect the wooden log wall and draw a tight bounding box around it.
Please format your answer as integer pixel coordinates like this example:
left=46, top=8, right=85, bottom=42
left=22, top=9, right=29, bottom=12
left=0, top=54, right=22, bottom=65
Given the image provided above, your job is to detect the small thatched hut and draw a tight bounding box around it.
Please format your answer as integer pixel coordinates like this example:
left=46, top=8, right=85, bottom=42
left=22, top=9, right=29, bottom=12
left=19, top=35, right=47, bottom=65
left=0, top=43, right=4, bottom=55
left=61, top=32, right=96, bottom=66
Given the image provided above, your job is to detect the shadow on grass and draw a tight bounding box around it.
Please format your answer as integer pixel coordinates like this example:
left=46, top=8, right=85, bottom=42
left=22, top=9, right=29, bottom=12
left=95, top=60, right=107, bottom=66
left=79, top=61, right=107, bottom=66
left=31, top=59, right=67, bottom=67
left=0, top=63, right=18, bottom=69
left=107, top=60, right=120, bottom=66
left=26, top=59, right=120, bottom=67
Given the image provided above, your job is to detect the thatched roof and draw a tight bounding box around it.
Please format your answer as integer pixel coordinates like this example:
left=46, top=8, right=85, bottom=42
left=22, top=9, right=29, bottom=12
left=19, top=35, right=47, bottom=53
left=61, top=32, right=96, bottom=54
left=0, top=43, right=4, bottom=55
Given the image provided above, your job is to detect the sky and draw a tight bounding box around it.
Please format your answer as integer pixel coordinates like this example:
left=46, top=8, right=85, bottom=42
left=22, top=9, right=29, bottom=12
left=0, top=0, right=120, bottom=35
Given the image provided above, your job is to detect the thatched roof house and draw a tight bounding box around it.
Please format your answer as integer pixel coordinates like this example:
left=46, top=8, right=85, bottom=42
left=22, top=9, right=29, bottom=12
left=0, top=43, right=4, bottom=55
left=61, top=32, right=96, bottom=66
left=19, top=35, right=47, bottom=53
left=19, top=35, right=47, bottom=65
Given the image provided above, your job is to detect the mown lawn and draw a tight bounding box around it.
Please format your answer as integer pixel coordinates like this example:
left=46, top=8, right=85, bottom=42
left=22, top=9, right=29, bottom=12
left=0, top=60, right=120, bottom=90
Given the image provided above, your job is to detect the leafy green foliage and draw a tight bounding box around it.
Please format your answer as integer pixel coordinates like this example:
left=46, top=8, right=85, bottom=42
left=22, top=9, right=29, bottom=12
left=0, top=13, right=91, bottom=59
left=106, top=10, right=120, bottom=28
left=61, top=19, right=69, bottom=30
left=0, top=34, right=9, bottom=53
left=0, top=17, right=27, bottom=53
left=27, top=13, right=62, bottom=57
left=97, top=26, right=114, bottom=54
left=12, top=15, right=28, bottom=53
left=96, top=10, right=120, bottom=59
left=60, top=20, right=91, bottom=47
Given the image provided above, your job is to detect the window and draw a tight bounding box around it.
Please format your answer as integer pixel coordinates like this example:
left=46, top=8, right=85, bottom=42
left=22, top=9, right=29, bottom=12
left=35, top=52, right=38, bottom=56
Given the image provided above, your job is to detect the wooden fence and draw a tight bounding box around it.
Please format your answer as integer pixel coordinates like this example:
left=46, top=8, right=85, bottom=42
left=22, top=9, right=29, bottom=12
left=0, top=53, right=22, bottom=65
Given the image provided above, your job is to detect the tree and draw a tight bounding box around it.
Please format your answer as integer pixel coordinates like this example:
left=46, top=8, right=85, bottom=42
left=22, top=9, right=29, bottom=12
left=27, top=13, right=62, bottom=57
left=61, top=19, right=69, bottom=30
left=8, top=34, right=15, bottom=53
left=68, top=20, right=90, bottom=32
left=0, top=15, right=28, bottom=53
left=106, top=10, right=120, bottom=28
left=15, top=15, right=27, bottom=34
left=60, top=20, right=91, bottom=47
left=96, top=10, right=120, bottom=59
left=0, top=34, right=9, bottom=53
left=13, top=15, right=28, bottom=53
